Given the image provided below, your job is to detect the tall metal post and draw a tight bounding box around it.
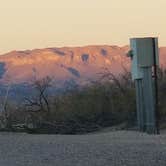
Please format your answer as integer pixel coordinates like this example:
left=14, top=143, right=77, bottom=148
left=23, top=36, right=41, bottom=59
left=135, top=79, right=145, bottom=131
left=152, top=38, right=160, bottom=134
left=142, top=67, right=156, bottom=133
left=128, top=37, right=159, bottom=134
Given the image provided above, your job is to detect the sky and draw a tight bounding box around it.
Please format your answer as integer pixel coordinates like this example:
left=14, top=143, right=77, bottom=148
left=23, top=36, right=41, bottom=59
left=0, top=0, right=166, bottom=54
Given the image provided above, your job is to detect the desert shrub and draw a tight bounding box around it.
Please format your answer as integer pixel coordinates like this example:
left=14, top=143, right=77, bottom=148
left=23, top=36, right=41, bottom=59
left=2, top=67, right=166, bottom=134
left=0, top=72, right=137, bottom=134
left=47, top=74, right=136, bottom=134
left=26, top=68, right=165, bottom=134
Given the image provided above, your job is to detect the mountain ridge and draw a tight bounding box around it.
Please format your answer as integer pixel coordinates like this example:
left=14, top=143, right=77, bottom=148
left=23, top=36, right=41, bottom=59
left=0, top=45, right=165, bottom=86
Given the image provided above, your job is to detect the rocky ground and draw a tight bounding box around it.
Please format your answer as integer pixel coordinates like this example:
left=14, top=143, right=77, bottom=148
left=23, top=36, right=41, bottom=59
left=0, top=130, right=166, bottom=166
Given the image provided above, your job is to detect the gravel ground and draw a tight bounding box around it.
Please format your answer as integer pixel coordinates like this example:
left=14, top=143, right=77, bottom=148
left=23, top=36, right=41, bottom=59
left=0, top=130, right=166, bottom=166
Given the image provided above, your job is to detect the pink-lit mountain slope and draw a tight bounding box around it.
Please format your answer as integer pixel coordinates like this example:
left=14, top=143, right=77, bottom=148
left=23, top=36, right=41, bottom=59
left=0, top=45, right=165, bottom=86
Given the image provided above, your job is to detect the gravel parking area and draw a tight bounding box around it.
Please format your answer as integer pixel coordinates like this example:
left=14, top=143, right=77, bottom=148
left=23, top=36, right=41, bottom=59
left=0, top=130, right=166, bottom=166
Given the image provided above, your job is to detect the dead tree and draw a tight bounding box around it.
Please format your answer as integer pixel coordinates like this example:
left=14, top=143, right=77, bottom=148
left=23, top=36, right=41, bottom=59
left=24, top=76, right=52, bottom=115
left=99, top=67, right=131, bottom=95
left=24, top=76, right=53, bottom=130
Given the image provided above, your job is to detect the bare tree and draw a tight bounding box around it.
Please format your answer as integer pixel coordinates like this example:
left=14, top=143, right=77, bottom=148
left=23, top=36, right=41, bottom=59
left=23, top=76, right=53, bottom=130
left=24, top=76, right=52, bottom=114
left=99, top=67, right=130, bottom=95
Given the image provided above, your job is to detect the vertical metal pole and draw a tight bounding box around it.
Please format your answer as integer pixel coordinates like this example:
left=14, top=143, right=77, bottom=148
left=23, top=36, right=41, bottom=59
left=142, top=68, right=156, bottom=134
left=152, top=38, right=160, bottom=134
left=135, top=79, right=146, bottom=131
left=129, top=37, right=159, bottom=134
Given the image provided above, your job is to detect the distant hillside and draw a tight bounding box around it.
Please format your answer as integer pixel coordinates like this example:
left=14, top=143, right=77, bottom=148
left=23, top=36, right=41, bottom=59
left=0, top=45, right=165, bottom=98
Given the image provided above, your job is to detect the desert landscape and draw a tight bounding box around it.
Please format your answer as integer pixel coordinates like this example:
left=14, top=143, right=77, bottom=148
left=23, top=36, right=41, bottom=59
left=1, top=0, right=166, bottom=165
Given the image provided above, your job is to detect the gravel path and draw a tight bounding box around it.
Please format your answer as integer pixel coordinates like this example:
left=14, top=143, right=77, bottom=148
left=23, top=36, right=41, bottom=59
left=0, top=131, right=166, bottom=166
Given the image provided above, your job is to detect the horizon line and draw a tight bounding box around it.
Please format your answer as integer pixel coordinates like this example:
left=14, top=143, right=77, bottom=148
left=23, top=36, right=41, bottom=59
left=1, top=43, right=166, bottom=55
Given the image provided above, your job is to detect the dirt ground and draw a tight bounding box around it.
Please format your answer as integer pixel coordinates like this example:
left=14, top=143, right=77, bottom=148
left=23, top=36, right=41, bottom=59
left=0, top=130, right=166, bottom=166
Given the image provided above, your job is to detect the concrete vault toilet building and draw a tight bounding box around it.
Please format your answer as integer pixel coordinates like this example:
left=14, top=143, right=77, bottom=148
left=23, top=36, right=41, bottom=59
left=128, top=37, right=159, bottom=134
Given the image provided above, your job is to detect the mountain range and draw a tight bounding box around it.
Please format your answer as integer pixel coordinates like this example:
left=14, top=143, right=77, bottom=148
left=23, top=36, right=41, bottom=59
left=0, top=45, right=165, bottom=99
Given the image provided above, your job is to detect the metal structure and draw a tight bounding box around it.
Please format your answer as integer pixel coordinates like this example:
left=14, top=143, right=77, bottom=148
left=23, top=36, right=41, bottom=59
left=128, top=37, right=159, bottom=134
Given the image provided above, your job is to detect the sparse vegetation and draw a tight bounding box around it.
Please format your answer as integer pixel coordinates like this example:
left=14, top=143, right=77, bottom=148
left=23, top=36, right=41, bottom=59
left=0, top=67, right=166, bottom=134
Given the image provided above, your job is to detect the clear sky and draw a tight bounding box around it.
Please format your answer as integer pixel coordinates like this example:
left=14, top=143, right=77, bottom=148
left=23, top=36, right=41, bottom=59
left=0, top=0, right=166, bottom=54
